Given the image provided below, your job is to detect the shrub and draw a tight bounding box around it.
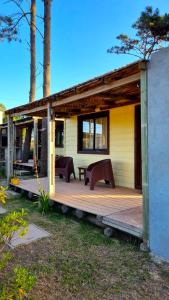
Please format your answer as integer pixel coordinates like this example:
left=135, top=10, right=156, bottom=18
left=0, top=266, right=36, bottom=300
left=0, top=209, right=28, bottom=246
left=0, top=186, right=36, bottom=299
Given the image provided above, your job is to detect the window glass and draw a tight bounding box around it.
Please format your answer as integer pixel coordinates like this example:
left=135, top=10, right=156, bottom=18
left=1, top=129, right=7, bottom=136
left=55, top=121, right=64, bottom=147
left=95, top=117, right=107, bottom=149
left=2, top=136, right=7, bottom=147
left=82, top=119, right=94, bottom=149
left=1, top=128, right=7, bottom=147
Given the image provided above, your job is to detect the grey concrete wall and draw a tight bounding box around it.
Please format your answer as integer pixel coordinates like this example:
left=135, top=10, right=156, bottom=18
left=148, top=47, right=169, bottom=261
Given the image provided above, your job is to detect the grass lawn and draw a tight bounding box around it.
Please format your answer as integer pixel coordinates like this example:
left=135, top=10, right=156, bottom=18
left=2, top=194, right=169, bottom=300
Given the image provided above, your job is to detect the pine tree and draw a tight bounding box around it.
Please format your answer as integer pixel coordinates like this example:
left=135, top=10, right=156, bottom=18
left=108, top=6, right=169, bottom=60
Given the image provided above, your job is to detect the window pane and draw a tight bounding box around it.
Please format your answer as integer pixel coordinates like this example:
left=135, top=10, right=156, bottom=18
left=95, top=117, right=107, bottom=149
left=82, top=119, right=94, bottom=149
left=2, top=136, right=7, bottom=147
left=1, top=129, right=7, bottom=136
left=56, top=121, right=64, bottom=147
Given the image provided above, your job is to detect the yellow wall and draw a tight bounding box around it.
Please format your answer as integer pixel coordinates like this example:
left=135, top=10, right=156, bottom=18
left=56, top=147, right=65, bottom=156
left=64, top=105, right=135, bottom=188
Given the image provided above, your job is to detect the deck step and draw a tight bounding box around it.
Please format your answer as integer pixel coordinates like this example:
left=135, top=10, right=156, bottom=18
left=102, top=216, right=143, bottom=238
left=14, top=170, right=31, bottom=176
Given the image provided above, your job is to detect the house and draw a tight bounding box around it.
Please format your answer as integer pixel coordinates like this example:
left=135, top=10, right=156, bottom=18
left=0, top=117, right=65, bottom=164
left=4, top=47, right=169, bottom=262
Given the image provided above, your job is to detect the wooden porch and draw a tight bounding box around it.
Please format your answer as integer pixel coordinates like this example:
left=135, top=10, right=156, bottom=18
left=11, top=177, right=143, bottom=238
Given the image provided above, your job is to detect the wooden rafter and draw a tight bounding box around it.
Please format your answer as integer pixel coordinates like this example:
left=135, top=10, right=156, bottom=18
left=6, top=60, right=143, bottom=118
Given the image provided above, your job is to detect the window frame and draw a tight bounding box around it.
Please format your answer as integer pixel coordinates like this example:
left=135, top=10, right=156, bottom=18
left=77, top=111, right=109, bottom=155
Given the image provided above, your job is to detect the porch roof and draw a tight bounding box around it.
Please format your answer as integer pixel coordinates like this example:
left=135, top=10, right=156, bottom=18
left=0, top=117, right=33, bottom=129
left=6, top=60, right=145, bottom=118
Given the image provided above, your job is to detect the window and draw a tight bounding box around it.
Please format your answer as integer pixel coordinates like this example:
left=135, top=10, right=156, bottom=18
left=55, top=121, right=64, bottom=148
left=1, top=128, right=7, bottom=147
left=1, top=136, right=7, bottom=147
left=2, top=129, right=7, bottom=135
left=15, top=128, right=22, bottom=147
left=78, top=111, right=109, bottom=154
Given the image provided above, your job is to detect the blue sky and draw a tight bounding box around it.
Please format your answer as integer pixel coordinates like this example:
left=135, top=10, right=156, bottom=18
left=1, top=0, right=169, bottom=109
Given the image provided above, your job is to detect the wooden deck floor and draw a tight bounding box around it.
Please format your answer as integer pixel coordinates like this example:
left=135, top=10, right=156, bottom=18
left=12, top=177, right=143, bottom=237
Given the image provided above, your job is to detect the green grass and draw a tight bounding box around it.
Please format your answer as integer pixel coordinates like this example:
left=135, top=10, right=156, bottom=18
left=160, top=268, right=169, bottom=280
left=1, top=195, right=169, bottom=300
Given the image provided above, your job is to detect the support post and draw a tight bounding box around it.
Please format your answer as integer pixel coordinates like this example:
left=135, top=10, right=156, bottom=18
left=13, top=124, right=16, bottom=162
left=47, top=103, right=55, bottom=196
left=33, top=117, right=38, bottom=165
left=7, top=115, right=14, bottom=183
left=140, top=62, right=149, bottom=244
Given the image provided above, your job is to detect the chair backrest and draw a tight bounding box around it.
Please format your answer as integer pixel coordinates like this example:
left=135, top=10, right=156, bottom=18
left=87, top=159, right=111, bottom=171
left=56, top=156, right=73, bottom=168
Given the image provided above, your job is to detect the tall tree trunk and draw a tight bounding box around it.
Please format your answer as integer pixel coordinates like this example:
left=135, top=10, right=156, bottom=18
left=29, top=0, right=36, bottom=103
left=43, top=0, right=51, bottom=97
left=23, top=0, right=36, bottom=162
left=40, top=0, right=51, bottom=176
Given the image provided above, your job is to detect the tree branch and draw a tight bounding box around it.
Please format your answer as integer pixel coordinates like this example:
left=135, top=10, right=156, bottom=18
left=9, top=0, right=44, bottom=39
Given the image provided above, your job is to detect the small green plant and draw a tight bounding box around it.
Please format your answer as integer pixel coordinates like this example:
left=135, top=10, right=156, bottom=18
left=0, top=252, right=12, bottom=270
left=0, top=186, right=8, bottom=204
left=0, top=266, right=36, bottom=300
left=33, top=152, right=50, bottom=216
left=38, top=188, right=50, bottom=215
left=0, top=187, right=36, bottom=299
left=0, top=209, right=28, bottom=247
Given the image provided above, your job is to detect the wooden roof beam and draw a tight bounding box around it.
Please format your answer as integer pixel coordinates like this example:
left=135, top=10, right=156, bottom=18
left=8, top=72, right=140, bottom=117
left=52, top=73, right=140, bottom=109
left=99, top=99, right=140, bottom=111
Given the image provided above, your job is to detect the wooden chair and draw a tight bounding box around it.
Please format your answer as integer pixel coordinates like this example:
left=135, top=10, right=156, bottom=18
left=85, top=159, right=115, bottom=190
left=56, top=156, right=76, bottom=182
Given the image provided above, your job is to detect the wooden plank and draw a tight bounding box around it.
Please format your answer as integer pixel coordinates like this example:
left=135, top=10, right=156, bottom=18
left=15, top=162, right=34, bottom=167
left=102, top=217, right=142, bottom=238
left=15, top=178, right=141, bottom=203
left=10, top=104, right=48, bottom=117
left=104, top=206, right=142, bottom=227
